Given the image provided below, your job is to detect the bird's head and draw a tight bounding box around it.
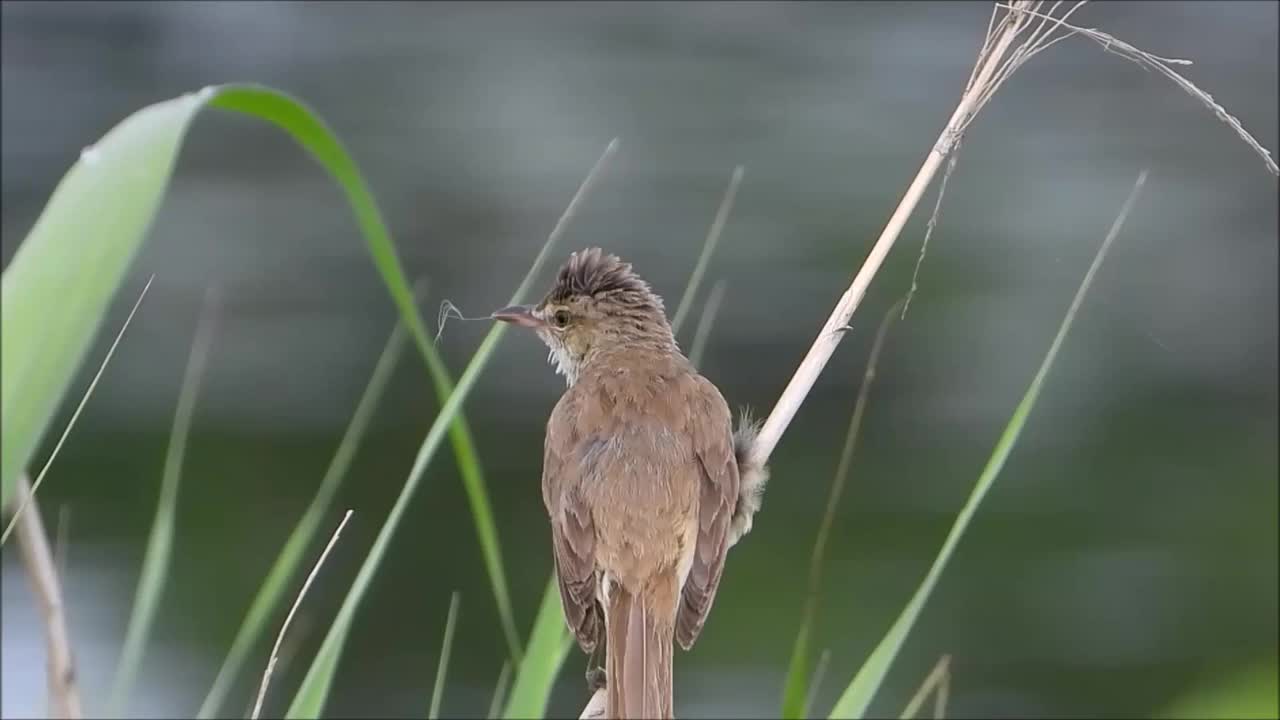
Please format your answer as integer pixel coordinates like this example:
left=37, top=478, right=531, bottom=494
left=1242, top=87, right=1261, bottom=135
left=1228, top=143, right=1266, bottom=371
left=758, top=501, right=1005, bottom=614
left=492, top=248, right=674, bottom=385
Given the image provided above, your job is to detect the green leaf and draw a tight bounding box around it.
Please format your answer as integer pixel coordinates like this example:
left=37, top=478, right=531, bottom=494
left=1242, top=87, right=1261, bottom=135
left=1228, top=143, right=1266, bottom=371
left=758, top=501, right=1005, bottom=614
left=1, top=88, right=203, bottom=510
left=196, top=322, right=408, bottom=719
left=827, top=171, right=1147, bottom=719
left=285, top=140, right=617, bottom=719
left=108, top=291, right=219, bottom=715
left=428, top=592, right=461, bottom=720
left=1, top=80, right=524, bottom=669
left=501, top=577, right=574, bottom=720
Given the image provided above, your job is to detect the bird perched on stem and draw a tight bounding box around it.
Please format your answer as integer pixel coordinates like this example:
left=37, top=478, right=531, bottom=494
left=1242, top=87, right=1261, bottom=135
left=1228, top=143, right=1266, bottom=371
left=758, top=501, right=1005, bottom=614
left=492, top=248, right=768, bottom=719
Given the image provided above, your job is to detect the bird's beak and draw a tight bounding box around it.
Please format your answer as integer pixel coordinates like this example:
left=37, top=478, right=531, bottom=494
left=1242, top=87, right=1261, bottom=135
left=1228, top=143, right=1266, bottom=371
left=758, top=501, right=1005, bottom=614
left=491, top=304, right=545, bottom=329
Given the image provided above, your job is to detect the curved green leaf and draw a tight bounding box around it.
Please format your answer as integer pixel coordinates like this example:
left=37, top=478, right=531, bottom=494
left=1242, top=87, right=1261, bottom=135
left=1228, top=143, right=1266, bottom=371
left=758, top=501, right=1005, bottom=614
left=0, top=82, right=523, bottom=674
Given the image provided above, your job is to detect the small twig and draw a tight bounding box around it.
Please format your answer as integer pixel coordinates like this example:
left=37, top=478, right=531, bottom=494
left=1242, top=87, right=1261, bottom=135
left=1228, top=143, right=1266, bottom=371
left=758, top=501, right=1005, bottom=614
left=2, top=275, right=155, bottom=544
left=671, top=166, right=745, bottom=337
left=12, top=473, right=82, bottom=719
left=251, top=509, right=354, bottom=720
left=900, top=655, right=952, bottom=720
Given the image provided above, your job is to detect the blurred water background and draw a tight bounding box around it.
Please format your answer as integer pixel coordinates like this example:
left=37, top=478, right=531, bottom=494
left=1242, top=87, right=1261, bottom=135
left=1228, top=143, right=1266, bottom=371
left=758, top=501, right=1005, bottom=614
left=2, top=1, right=1276, bottom=718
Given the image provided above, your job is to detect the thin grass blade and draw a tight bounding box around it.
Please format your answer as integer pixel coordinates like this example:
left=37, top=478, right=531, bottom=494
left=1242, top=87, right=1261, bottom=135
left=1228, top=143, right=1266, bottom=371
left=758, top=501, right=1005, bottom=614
left=828, top=171, right=1148, bottom=718
left=107, top=289, right=219, bottom=715
left=688, top=279, right=727, bottom=369
left=196, top=322, right=408, bottom=718
left=501, top=577, right=574, bottom=719
left=204, top=86, right=523, bottom=663
left=428, top=592, right=461, bottom=720
left=284, top=140, right=617, bottom=719
left=781, top=299, right=903, bottom=719
left=670, top=166, right=744, bottom=337
left=2, top=275, right=154, bottom=542
left=486, top=662, right=512, bottom=720
left=899, top=655, right=951, bottom=720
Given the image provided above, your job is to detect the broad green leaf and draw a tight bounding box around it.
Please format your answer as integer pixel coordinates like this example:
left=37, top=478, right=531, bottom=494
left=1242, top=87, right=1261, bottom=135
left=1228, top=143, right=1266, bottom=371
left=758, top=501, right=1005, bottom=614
left=196, top=323, right=408, bottom=719
left=108, top=292, right=219, bottom=715
left=0, top=81, right=523, bottom=666
left=502, top=578, right=574, bottom=720
left=828, top=171, right=1147, bottom=718
left=285, top=140, right=617, bottom=719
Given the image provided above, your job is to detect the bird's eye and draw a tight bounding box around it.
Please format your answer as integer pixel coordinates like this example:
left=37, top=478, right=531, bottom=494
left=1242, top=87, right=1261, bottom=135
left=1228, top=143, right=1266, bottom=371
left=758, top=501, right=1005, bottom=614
left=553, top=310, right=571, bottom=328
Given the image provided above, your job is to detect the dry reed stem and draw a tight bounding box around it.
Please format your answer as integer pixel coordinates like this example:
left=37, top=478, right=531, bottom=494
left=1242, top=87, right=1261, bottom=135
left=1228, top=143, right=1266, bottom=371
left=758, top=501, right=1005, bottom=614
left=251, top=509, right=354, bottom=720
left=12, top=472, right=82, bottom=719
left=750, top=0, right=1042, bottom=467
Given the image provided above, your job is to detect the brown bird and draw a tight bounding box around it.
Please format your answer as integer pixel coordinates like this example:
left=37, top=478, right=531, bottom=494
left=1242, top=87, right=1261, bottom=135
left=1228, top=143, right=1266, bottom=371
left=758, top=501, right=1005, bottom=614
left=493, top=248, right=768, bottom=719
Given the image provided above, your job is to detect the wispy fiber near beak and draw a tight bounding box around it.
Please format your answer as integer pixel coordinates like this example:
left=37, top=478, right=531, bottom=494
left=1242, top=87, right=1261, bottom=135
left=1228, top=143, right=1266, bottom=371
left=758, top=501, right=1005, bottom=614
left=491, top=305, right=544, bottom=329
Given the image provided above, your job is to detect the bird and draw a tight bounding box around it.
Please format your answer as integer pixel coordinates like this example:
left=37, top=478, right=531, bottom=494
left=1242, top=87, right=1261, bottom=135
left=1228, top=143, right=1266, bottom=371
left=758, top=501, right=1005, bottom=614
left=492, top=248, right=768, bottom=719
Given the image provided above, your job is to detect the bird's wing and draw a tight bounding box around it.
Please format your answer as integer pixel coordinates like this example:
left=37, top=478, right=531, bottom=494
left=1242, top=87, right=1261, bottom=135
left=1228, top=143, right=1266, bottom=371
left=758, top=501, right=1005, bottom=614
left=544, top=393, right=601, bottom=653
left=676, top=374, right=740, bottom=650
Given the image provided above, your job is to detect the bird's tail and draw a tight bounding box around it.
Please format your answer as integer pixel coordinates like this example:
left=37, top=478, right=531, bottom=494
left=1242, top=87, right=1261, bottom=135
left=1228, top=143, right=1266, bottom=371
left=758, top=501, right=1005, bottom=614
left=730, top=408, right=770, bottom=547
left=605, top=576, right=675, bottom=719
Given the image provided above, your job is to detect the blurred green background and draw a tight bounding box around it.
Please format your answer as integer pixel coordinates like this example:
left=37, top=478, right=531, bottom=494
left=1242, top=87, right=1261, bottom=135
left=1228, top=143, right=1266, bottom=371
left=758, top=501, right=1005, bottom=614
left=2, top=1, right=1276, bottom=718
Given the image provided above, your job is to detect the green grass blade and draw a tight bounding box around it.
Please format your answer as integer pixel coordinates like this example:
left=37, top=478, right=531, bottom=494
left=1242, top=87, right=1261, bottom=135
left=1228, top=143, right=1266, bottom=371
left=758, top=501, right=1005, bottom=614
left=196, top=322, right=408, bottom=719
left=2, top=275, right=153, bottom=542
left=782, top=299, right=902, bottom=719
left=687, top=279, right=727, bottom=369
left=1, top=88, right=206, bottom=509
left=428, top=592, right=461, bottom=720
left=670, top=166, right=744, bottom=337
left=501, top=577, right=574, bottom=719
left=486, top=662, right=512, bottom=720
left=828, top=171, right=1148, bottom=719
left=284, top=140, right=617, bottom=719
left=207, top=86, right=523, bottom=662
left=107, top=290, right=219, bottom=715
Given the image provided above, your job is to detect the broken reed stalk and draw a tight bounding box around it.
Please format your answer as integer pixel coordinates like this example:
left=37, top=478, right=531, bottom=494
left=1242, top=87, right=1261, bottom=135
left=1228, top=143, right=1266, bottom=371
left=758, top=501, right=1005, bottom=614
left=12, top=472, right=82, bottom=719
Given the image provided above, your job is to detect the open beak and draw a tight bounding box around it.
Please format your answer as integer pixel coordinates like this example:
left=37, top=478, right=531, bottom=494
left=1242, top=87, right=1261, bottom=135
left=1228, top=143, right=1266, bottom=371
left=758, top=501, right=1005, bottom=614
left=491, top=304, right=545, bottom=329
